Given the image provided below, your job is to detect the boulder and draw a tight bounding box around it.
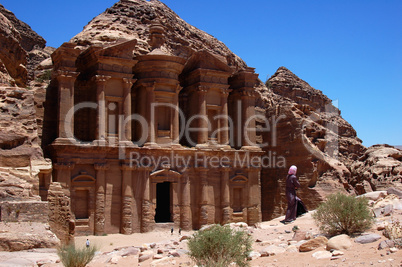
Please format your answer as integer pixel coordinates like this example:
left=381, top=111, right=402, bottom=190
left=326, top=234, right=353, bottom=251
left=292, top=230, right=313, bottom=241
left=247, top=251, right=261, bottom=260
left=139, top=250, right=154, bottom=262
left=354, top=233, right=381, bottom=244
left=299, top=236, right=328, bottom=252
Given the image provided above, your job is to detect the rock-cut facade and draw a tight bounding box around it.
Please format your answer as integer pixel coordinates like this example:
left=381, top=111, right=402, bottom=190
left=43, top=23, right=263, bottom=235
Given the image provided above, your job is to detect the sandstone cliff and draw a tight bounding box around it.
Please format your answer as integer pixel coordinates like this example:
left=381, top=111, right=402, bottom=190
left=0, top=4, right=53, bottom=87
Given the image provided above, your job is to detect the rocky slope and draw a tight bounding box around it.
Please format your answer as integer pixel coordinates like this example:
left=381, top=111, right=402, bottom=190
left=258, top=67, right=402, bottom=220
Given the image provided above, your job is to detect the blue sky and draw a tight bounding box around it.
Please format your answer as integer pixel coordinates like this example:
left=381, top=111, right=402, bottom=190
left=2, top=0, right=401, bottom=147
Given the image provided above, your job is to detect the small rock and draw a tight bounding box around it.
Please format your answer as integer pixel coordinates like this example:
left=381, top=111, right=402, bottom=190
left=247, top=251, right=261, bottom=260
left=285, top=230, right=291, bottom=234
left=255, top=238, right=262, bottom=242
left=312, top=250, right=332, bottom=259
left=354, top=234, right=381, bottom=244
left=285, top=245, right=298, bottom=253
left=378, top=240, right=395, bottom=250
left=389, top=247, right=398, bottom=253
left=121, top=247, right=139, bottom=257
left=180, top=235, right=190, bottom=242
left=331, top=250, right=344, bottom=256
left=326, top=234, right=352, bottom=251
left=260, top=245, right=286, bottom=256
left=153, top=254, right=163, bottom=259
left=299, top=236, right=328, bottom=252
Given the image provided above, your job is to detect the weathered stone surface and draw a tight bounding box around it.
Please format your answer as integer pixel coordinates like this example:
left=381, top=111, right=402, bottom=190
left=351, top=145, right=402, bottom=191
left=0, top=223, right=59, bottom=251
left=354, top=233, right=381, bottom=244
left=292, top=230, right=313, bottom=241
left=326, top=234, right=352, bottom=251
left=0, top=4, right=51, bottom=86
left=299, top=236, right=328, bottom=252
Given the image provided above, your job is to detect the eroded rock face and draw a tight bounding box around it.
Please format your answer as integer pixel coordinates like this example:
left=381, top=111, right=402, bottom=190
left=0, top=4, right=52, bottom=87
left=257, top=67, right=365, bottom=220
left=351, top=145, right=402, bottom=191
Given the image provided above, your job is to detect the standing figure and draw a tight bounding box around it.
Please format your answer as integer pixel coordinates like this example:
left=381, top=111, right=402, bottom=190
left=171, top=227, right=173, bottom=235
left=86, top=239, right=90, bottom=248
left=283, top=165, right=306, bottom=223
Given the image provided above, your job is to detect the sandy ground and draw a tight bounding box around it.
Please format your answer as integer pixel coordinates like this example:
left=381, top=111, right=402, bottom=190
left=1, top=211, right=402, bottom=266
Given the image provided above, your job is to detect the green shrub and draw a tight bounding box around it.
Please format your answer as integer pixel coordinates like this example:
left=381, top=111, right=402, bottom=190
left=187, top=224, right=252, bottom=267
left=57, top=244, right=97, bottom=267
left=35, top=70, right=52, bottom=82
left=313, top=193, right=374, bottom=236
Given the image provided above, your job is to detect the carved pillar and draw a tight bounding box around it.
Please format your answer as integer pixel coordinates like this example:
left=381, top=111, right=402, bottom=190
left=241, top=90, right=256, bottom=147
left=197, top=86, right=208, bottom=145
left=94, top=163, right=108, bottom=235
left=56, top=70, right=79, bottom=141
left=247, top=167, right=262, bottom=226
left=172, top=181, right=180, bottom=226
left=122, top=78, right=135, bottom=142
left=198, top=168, right=208, bottom=227
left=54, top=162, right=74, bottom=189
left=121, top=163, right=134, bottom=234
left=172, top=85, right=181, bottom=144
left=180, top=172, right=192, bottom=230
left=141, top=167, right=153, bottom=232
left=93, top=75, right=111, bottom=144
left=220, top=167, right=231, bottom=224
left=220, top=88, right=231, bottom=145
left=146, top=85, right=156, bottom=144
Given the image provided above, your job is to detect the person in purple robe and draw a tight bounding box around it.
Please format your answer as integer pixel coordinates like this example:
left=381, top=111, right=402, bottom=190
left=283, top=165, right=307, bottom=224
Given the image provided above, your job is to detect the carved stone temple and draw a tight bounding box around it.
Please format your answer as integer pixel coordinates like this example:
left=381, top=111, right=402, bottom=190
left=45, top=23, right=263, bottom=235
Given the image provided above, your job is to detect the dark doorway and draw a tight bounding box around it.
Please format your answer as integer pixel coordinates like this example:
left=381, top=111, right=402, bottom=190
left=155, top=182, right=172, bottom=222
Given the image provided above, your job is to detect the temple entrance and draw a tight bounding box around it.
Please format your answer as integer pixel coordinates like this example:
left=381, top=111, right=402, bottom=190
left=155, top=182, right=172, bottom=222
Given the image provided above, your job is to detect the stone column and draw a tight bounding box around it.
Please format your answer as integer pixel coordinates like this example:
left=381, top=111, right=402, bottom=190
left=94, top=163, right=108, bottom=235
left=241, top=90, right=256, bottom=147
left=93, top=75, right=111, bottom=144
left=220, top=88, right=231, bottom=145
left=197, top=86, right=208, bottom=145
left=56, top=70, right=79, bottom=142
left=172, top=181, right=180, bottom=226
left=141, top=167, right=153, bottom=232
left=121, top=163, right=134, bottom=234
left=198, top=168, right=209, bottom=227
left=122, top=78, right=136, bottom=142
left=54, top=162, right=74, bottom=189
left=180, top=172, right=192, bottom=230
left=172, top=85, right=181, bottom=145
left=220, top=167, right=231, bottom=224
left=247, top=167, right=262, bottom=226
left=146, top=85, right=156, bottom=144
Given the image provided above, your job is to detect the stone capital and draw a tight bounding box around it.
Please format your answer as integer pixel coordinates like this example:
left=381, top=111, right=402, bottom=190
left=94, top=163, right=109, bottom=171
left=55, top=70, right=79, bottom=85
left=122, top=78, right=137, bottom=89
left=120, top=163, right=137, bottom=171
left=197, top=85, right=208, bottom=94
left=92, top=75, right=111, bottom=84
